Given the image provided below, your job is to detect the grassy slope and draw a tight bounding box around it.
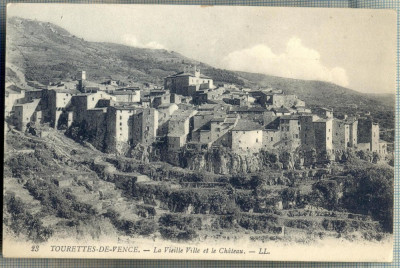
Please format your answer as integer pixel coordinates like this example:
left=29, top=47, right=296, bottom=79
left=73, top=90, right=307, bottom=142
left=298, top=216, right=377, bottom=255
left=7, top=17, right=394, bottom=110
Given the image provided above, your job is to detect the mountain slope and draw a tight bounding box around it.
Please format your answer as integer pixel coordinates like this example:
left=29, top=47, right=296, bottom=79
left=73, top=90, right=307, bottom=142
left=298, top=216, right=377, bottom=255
left=6, top=17, right=244, bottom=86
left=6, top=16, right=394, bottom=117
left=236, top=71, right=394, bottom=110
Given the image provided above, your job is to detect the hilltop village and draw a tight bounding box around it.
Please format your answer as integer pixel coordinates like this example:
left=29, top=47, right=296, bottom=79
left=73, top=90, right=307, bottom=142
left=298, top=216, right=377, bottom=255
left=5, top=68, right=388, bottom=165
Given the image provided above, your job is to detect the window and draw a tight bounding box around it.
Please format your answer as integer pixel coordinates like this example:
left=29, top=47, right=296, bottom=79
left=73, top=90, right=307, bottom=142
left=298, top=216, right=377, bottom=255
left=256, top=138, right=258, bottom=143
left=92, top=97, right=94, bottom=101
left=120, top=127, right=122, bottom=131
left=327, top=137, right=329, bottom=140
left=271, top=137, right=273, bottom=141
left=120, top=116, right=122, bottom=120
left=295, top=134, right=299, bottom=139
left=329, top=129, right=331, bottom=132
left=120, top=123, right=122, bottom=126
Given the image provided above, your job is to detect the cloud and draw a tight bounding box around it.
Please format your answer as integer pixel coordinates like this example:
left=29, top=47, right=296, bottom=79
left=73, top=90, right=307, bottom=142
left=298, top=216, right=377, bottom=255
left=222, top=37, right=349, bottom=87
left=122, top=34, right=165, bottom=50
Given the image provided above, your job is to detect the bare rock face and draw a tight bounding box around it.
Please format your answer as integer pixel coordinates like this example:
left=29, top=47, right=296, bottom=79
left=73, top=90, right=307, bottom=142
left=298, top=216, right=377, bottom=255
left=180, top=149, right=275, bottom=175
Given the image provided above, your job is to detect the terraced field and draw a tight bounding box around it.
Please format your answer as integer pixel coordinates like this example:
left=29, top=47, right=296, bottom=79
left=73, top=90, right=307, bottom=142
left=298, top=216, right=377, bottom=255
left=3, top=126, right=391, bottom=245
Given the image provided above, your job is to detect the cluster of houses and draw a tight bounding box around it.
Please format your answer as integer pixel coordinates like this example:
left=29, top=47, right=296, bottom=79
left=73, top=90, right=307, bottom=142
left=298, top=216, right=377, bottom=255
left=5, top=68, right=388, bottom=157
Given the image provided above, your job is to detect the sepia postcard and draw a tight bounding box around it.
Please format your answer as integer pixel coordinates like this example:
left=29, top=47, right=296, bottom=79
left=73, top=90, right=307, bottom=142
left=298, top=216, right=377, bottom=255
left=3, top=4, right=397, bottom=262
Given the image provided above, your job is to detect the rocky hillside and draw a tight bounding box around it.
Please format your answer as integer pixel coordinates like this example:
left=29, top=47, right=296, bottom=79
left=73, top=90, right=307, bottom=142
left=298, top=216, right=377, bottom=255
left=6, top=16, right=394, bottom=114
left=6, top=17, right=244, bottom=86
left=237, top=71, right=394, bottom=111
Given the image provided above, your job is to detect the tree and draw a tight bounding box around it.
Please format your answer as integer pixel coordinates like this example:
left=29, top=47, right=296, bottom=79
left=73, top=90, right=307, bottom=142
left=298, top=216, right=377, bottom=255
left=343, top=166, right=393, bottom=232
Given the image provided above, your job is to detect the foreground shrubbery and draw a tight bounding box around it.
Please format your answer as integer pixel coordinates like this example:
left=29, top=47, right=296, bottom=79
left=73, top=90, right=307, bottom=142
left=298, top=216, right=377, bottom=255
left=342, top=166, right=393, bottom=232
left=24, top=178, right=96, bottom=220
left=4, top=193, right=53, bottom=243
left=103, top=209, right=157, bottom=236
left=308, top=165, right=393, bottom=233
left=158, top=214, right=201, bottom=241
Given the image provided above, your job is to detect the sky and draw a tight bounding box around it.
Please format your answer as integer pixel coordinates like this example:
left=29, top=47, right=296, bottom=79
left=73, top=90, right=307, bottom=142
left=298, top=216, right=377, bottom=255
left=7, top=4, right=397, bottom=94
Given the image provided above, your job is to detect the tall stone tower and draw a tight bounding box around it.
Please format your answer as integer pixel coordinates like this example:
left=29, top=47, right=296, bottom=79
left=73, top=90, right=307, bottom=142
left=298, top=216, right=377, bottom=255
left=78, top=71, right=86, bottom=92
left=79, top=71, right=86, bottom=80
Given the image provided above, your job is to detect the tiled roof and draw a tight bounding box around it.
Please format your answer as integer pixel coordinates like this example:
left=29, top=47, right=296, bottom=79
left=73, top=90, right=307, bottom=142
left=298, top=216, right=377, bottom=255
left=233, top=119, right=262, bottom=131
left=229, top=106, right=266, bottom=113
left=166, top=72, right=211, bottom=79
left=273, top=107, right=290, bottom=113
left=6, top=85, right=24, bottom=93
left=280, top=115, right=300, bottom=120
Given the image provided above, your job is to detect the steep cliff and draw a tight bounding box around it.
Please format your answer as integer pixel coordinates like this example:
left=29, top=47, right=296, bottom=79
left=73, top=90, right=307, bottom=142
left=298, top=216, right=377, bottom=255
left=177, top=148, right=307, bottom=175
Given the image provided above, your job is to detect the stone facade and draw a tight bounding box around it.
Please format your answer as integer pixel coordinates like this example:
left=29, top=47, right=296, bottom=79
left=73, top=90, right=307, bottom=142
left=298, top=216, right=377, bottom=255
left=357, top=118, right=379, bottom=152
left=132, top=108, right=159, bottom=146
left=164, top=69, right=213, bottom=96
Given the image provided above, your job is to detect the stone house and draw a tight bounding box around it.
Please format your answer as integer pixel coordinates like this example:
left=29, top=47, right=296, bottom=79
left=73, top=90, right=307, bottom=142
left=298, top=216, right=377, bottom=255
left=231, top=119, right=263, bottom=153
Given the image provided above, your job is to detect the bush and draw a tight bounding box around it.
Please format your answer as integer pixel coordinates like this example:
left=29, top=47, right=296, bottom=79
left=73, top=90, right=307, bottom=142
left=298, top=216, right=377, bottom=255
left=132, top=219, right=157, bottom=236
left=159, top=226, right=198, bottom=241
left=4, top=193, right=53, bottom=243
left=309, top=180, right=340, bottom=210
left=342, top=166, right=394, bottom=232
left=24, top=178, right=96, bottom=220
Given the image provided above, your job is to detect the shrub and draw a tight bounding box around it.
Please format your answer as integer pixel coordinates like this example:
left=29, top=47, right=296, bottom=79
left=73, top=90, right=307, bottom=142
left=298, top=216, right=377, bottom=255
left=4, top=193, right=53, bottom=243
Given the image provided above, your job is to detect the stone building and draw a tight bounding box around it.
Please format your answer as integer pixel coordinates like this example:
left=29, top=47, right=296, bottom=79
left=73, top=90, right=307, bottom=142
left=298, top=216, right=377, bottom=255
left=192, top=87, right=226, bottom=105
left=70, top=91, right=116, bottom=124
left=231, top=119, right=263, bottom=153
left=332, top=118, right=358, bottom=150
left=357, top=118, right=380, bottom=152
left=164, top=68, right=214, bottom=96
left=312, top=107, right=333, bottom=119
left=299, top=114, right=318, bottom=151
left=5, top=87, right=25, bottom=117
left=105, top=104, right=138, bottom=152
left=42, top=89, right=78, bottom=128
left=167, top=110, right=197, bottom=151
left=279, top=115, right=301, bottom=151
left=313, top=118, right=333, bottom=153
left=13, top=99, right=41, bottom=131
left=258, top=92, right=305, bottom=108
left=228, top=106, right=266, bottom=124
left=378, top=140, right=388, bottom=155
left=110, top=88, right=141, bottom=103
left=262, top=128, right=281, bottom=151
left=152, top=93, right=171, bottom=108
left=132, top=108, right=159, bottom=146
